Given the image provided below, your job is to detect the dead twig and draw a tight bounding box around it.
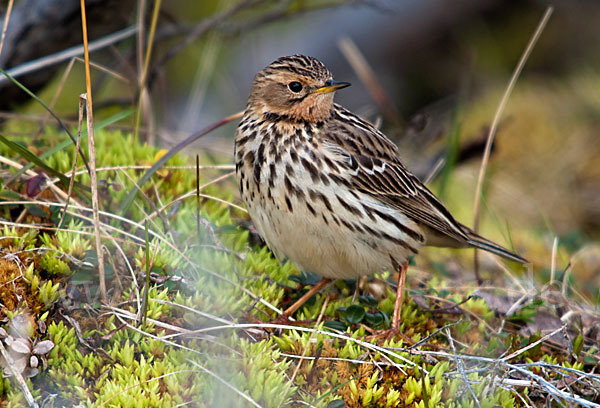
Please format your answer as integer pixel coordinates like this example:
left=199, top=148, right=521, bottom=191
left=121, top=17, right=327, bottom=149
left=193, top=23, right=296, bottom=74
left=0, top=0, right=15, bottom=59
left=81, top=0, right=106, bottom=302
left=445, top=327, right=481, bottom=408
left=57, top=95, right=84, bottom=230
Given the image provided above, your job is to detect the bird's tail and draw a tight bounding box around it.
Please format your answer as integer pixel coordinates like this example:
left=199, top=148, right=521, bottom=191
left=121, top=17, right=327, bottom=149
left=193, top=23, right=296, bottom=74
left=460, top=223, right=528, bottom=264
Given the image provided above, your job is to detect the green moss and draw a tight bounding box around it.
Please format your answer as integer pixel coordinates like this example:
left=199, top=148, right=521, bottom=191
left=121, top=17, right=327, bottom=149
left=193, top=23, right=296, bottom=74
left=0, top=123, right=597, bottom=407
left=39, top=220, right=92, bottom=258
left=39, top=252, right=71, bottom=276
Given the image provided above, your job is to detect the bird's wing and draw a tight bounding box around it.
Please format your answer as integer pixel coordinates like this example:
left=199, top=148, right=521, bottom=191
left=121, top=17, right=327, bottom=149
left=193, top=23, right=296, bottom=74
left=324, top=105, right=471, bottom=243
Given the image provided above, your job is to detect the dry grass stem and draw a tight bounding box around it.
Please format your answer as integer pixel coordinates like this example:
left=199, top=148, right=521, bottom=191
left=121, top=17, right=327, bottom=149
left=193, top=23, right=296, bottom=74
left=111, top=239, right=141, bottom=313
left=35, top=58, right=76, bottom=139
left=140, top=170, right=238, bottom=223
left=501, top=325, right=565, bottom=362
left=57, top=96, right=84, bottom=230
left=81, top=89, right=106, bottom=301
left=338, top=36, right=400, bottom=124
left=134, top=0, right=162, bottom=141
left=136, top=0, right=146, bottom=76
left=196, top=193, right=248, bottom=213
left=445, top=327, right=481, bottom=408
left=151, top=298, right=234, bottom=327
left=0, top=26, right=137, bottom=85
left=280, top=298, right=330, bottom=408
left=550, top=236, right=558, bottom=285
left=0, top=0, right=15, bottom=59
left=186, top=359, right=263, bottom=408
left=0, top=154, right=73, bottom=204
left=472, top=6, right=554, bottom=276
left=64, top=164, right=234, bottom=177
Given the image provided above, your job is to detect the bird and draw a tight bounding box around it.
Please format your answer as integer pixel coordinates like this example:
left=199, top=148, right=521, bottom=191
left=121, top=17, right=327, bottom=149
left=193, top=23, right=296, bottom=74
left=234, top=54, right=527, bottom=334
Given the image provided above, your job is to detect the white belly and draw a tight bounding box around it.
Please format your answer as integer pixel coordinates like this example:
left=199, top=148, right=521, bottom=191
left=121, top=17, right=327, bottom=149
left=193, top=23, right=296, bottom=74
left=246, top=186, right=417, bottom=279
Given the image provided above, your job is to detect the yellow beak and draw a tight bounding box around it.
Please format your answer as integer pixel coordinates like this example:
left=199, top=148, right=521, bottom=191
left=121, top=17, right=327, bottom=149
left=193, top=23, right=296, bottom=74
left=312, top=80, right=351, bottom=95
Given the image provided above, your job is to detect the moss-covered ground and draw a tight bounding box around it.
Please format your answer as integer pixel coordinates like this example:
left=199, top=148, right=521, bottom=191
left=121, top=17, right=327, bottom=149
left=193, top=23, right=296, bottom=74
left=0, top=99, right=599, bottom=407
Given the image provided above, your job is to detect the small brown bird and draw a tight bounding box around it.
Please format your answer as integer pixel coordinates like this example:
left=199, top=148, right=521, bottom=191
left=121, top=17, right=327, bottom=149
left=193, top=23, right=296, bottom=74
left=235, top=55, right=526, bottom=333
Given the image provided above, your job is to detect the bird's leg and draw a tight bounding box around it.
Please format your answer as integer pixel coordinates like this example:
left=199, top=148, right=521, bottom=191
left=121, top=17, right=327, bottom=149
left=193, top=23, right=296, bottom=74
left=365, top=261, right=414, bottom=344
left=275, top=278, right=331, bottom=323
left=391, top=261, right=408, bottom=331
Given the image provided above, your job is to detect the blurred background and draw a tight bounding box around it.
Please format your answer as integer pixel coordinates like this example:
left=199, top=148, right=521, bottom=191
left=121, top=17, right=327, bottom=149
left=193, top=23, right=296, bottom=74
left=1, top=0, right=599, bottom=293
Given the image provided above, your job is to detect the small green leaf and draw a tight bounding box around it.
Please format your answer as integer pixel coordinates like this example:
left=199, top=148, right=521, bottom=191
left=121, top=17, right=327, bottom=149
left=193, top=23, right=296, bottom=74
left=49, top=205, right=76, bottom=225
left=358, top=295, right=378, bottom=308
left=303, top=273, right=325, bottom=285
left=584, top=354, right=597, bottom=365
left=27, top=206, right=48, bottom=218
left=83, top=250, right=98, bottom=266
left=341, top=305, right=365, bottom=324
left=0, top=134, right=89, bottom=196
left=381, top=311, right=390, bottom=328
left=103, top=263, right=115, bottom=279
left=289, top=274, right=305, bottom=284
left=431, top=261, right=449, bottom=276
left=573, top=333, right=583, bottom=356
left=364, top=312, right=384, bottom=327
left=324, top=321, right=347, bottom=332
left=437, top=289, right=451, bottom=298
left=0, top=189, right=20, bottom=200
left=70, top=267, right=96, bottom=284
left=456, top=320, right=471, bottom=336
left=327, top=400, right=346, bottom=408
left=507, top=299, right=544, bottom=323
left=150, top=266, right=165, bottom=275
left=289, top=273, right=322, bottom=286
left=217, top=225, right=239, bottom=233
left=164, top=280, right=178, bottom=291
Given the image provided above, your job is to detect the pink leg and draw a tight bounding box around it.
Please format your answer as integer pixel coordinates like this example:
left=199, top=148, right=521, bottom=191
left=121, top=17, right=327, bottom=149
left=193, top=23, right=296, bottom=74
left=391, top=261, right=408, bottom=331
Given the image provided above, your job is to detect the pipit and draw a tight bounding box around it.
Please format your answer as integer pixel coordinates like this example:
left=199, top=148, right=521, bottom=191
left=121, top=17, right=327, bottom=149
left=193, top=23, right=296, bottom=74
left=235, top=55, right=526, bottom=334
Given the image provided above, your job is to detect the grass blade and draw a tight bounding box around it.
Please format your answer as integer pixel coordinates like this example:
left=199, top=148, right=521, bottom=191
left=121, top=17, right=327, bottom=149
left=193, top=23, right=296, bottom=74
left=0, top=133, right=89, bottom=195
left=118, top=111, right=242, bottom=214
left=0, top=66, right=90, bottom=173
left=6, top=109, right=134, bottom=186
left=141, top=220, right=150, bottom=328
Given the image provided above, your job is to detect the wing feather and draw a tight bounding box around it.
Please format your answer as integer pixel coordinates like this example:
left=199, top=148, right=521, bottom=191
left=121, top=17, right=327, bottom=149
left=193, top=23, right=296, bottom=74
left=324, top=104, right=470, bottom=243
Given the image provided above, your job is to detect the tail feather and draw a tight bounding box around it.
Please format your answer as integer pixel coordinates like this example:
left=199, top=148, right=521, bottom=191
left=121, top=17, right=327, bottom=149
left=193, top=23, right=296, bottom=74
left=460, top=224, right=528, bottom=264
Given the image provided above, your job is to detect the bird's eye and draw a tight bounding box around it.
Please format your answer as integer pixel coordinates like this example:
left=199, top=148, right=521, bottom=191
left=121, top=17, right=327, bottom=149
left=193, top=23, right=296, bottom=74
left=288, top=81, right=303, bottom=93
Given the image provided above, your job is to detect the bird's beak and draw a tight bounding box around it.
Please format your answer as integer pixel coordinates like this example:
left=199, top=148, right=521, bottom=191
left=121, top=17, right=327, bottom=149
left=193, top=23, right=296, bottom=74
left=312, top=80, right=351, bottom=95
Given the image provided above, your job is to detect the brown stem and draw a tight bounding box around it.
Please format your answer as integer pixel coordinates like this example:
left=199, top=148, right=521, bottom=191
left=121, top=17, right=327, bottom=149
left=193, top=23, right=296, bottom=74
left=281, top=278, right=331, bottom=318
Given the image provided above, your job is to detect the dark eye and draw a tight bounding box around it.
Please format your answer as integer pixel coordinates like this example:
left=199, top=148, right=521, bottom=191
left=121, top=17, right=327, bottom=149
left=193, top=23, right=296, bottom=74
left=288, top=81, right=303, bottom=93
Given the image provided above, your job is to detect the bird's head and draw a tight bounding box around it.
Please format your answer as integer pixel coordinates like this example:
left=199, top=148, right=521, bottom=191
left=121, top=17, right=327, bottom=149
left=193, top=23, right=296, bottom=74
left=248, top=55, right=350, bottom=122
